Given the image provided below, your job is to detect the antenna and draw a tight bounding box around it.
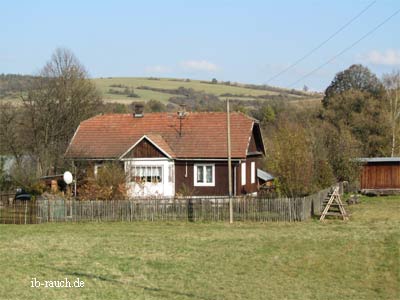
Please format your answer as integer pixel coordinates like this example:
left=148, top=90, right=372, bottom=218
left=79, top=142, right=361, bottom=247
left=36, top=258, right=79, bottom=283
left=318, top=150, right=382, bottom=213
left=177, top=104, right=187, bottom=137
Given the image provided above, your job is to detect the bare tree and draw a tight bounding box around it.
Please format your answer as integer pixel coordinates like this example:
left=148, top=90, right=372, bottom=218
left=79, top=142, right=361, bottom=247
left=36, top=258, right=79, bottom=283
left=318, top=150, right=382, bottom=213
left=383, top=70, right=400, bottom=157
left=22, top=48, right=102, bottom=175
left=0, top=103, right=25, bottom=165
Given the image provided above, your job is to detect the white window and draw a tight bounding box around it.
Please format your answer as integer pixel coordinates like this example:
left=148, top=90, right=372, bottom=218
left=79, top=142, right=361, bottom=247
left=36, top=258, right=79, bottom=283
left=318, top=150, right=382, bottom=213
left=241, top=162, right=246, bottom=186
left=194, top=164, right=215, bottom=186
left=130, top=166, right=162, bottom=183
left=251, top=162, right=256, bottom=184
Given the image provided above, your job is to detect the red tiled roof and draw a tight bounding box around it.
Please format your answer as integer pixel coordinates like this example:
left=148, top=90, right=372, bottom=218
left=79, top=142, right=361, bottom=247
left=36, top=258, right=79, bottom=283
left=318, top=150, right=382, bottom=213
left=65, top=112, right=258, bottom=159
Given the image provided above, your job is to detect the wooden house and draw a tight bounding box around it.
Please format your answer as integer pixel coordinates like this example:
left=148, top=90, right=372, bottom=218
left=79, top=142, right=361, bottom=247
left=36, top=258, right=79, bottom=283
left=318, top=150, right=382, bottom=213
left=65, top=109, right=266, bottom=198
left=358, top=157, right=400, bottom=195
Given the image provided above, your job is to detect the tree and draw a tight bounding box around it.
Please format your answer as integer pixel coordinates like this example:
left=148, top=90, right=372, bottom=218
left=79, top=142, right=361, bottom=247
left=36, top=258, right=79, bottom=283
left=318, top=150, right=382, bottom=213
left=323, top=123, right=361, bottom=182
left=251, top=100, right=285, bottom=126
left=0, top=103, right=25, bottom=165
left=22, top=48, right=102, bottom=176
left=266, top=119, right=314, bottom=197
left=0, top=156, right=11, bottom=191
left=382, top=70, right=400, bottom=157
left=260, top=104, right=276, bottom=125
left=309, top=121, right=336, bottom=189
left=323, top=64, right=383, bottom=108
left=321, top=65, right=390, bottom=156
left=144, top=99, right=166, bottom=112
left=323, top=89, right=390, bottom=156
left=231, top=103, right=248, bottom=114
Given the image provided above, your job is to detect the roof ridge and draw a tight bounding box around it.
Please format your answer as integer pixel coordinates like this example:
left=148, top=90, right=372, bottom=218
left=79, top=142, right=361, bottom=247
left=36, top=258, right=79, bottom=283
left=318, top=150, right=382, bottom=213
left=84, top=111, right=259, bottom=122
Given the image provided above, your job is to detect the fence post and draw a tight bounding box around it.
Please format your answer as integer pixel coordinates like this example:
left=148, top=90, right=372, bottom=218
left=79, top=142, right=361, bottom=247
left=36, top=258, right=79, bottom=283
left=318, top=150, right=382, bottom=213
left=188, top=198, right=194, bottom=222
left=24, top=201, right=27, bottom=224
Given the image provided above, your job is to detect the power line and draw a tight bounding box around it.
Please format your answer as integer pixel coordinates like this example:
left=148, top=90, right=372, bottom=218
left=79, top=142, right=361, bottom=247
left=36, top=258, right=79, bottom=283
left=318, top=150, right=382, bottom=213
left=288, top=7, right=400, bottom=88
left=265, top=0, right=376, bottom=84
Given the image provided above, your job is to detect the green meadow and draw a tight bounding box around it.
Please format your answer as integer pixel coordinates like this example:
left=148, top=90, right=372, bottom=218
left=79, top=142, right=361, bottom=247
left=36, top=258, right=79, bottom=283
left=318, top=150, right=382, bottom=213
left=0, top=196, right=398, bottom=300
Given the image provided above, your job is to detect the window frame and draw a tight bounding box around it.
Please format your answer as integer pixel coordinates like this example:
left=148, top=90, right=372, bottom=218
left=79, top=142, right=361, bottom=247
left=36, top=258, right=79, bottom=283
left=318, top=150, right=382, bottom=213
left=251, top=161, right=256, bottom=184
left=241, top=162, right=246, bottom=186
left=130, top=165, right=163, bottom=184
left=194, top=164, right=215, bottom=187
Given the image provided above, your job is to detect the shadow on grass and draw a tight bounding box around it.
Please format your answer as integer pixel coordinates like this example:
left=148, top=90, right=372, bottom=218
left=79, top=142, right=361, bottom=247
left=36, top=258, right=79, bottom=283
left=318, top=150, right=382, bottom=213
left=66, top=270, right=120, bottom=283
left=48, top=266, right=209, bottom=300
left=44, top=266, right=121, bottom=283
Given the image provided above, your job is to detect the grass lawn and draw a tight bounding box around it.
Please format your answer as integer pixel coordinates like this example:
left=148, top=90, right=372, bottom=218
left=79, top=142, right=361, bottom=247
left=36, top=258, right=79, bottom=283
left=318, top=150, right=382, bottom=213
left=0, top=196, right=398, bottom=300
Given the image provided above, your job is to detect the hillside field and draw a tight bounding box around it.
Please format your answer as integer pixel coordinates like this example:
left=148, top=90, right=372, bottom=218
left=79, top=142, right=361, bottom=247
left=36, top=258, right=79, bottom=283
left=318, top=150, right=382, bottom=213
left=0, top=76, right=322, bottom=106
left=0, top=196, right=398, bottom=300
left=94, top=77, right=321, bottom=104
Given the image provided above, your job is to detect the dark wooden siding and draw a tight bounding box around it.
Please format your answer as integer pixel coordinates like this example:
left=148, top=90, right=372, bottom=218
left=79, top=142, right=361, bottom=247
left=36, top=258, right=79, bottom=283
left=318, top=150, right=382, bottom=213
left=248, top=134, right=258, bottom=152
left=235, top=157, right=261, bottom=195
left=248, top=123, right=265, bottom=154
left=361, top=162, right=400, bottom=189
left=125, top=139, right=166, bottom=158
left=175, top=158, right=262, bottom=197
left=175, top=161, right=234, bottom=196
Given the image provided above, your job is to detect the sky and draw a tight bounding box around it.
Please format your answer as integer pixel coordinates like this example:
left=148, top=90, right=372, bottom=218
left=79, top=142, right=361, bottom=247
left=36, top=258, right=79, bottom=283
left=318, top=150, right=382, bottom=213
left=1, top=0, right=399, bottom=91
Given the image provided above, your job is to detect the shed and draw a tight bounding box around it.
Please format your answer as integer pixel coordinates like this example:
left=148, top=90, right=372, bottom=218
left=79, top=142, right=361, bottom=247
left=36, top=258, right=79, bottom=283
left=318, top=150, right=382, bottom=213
left=357, top=157, right=400, bottom=195
left=257, top=169, right=274, bottom=183
left=257, top=169, right=275, bottom=192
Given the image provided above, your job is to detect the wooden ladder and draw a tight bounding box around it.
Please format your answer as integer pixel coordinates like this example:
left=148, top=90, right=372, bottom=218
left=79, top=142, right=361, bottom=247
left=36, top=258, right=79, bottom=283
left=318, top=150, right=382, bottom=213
left=320, top=186, right=348, bottom=221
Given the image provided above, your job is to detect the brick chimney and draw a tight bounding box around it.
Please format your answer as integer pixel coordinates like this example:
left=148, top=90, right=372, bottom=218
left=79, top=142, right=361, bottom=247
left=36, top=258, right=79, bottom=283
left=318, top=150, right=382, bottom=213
left=133, top=103, right=144, bottom=118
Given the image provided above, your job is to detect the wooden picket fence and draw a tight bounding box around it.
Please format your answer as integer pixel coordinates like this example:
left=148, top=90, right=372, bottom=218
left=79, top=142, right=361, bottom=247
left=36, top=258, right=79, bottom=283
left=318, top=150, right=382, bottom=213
left=0, top=187, right=333, bottom=224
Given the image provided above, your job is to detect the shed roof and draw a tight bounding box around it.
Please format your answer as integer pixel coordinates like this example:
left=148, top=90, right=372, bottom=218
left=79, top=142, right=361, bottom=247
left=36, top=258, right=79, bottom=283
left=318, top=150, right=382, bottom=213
left=257, top=169, right=274, bottom=181
left=356, top=157, right=400, bottom=163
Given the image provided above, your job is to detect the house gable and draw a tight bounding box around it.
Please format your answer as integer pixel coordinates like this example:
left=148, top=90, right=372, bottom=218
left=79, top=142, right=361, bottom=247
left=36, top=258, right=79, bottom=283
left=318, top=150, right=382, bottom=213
left=120, top=135, right=173, bottom=159
left=247, top=123, right=265, bottom=156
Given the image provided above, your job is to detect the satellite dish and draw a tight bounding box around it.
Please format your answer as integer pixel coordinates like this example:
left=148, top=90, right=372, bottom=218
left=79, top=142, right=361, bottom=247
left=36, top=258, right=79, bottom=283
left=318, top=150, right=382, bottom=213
left=63, top=171, right=73, bottom=185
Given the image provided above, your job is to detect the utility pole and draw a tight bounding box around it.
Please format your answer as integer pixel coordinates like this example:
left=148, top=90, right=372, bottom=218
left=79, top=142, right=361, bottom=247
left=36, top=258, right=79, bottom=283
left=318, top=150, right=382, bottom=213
left=227, top=99, right=233, bottom=224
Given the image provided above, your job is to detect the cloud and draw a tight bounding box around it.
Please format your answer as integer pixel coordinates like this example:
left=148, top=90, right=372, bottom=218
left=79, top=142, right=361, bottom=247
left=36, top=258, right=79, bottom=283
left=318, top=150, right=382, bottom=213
left=363, top=49, right=400, bottom=66
left=180, top=60, right=219, bottom=72
left=144, top=65, right=171, bottom=74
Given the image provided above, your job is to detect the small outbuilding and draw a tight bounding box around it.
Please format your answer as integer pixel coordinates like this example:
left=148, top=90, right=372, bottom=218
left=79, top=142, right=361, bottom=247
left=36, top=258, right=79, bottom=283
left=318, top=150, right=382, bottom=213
left=358, top=157, right=400, bottom=195
left=257, top=169, right=275, bottom=194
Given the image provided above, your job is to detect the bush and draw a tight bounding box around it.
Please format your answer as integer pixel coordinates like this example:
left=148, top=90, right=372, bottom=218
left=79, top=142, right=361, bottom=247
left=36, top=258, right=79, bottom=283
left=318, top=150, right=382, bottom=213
left=145, top=100, right=166, bottom=112
left=9, top=159, right=45, bottom=195
left=266, top=120, right=314, bottom=197
left=79, top=162, right=127, bottom=200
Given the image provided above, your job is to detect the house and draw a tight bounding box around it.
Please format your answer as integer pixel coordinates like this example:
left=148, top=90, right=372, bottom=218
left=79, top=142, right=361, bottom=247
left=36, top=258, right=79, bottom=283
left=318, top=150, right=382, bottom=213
left=65, top=107, right=266, bottom=198
left=357, top=157, right=400, bottom=195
